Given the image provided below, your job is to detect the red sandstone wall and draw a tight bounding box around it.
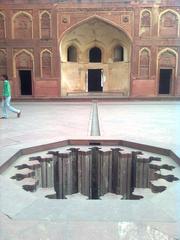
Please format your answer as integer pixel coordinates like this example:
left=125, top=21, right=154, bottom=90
left=0, top=1, right=179, bottom=98
left=34, top=80, right=59, bottom=97
left=131, top=80, right=156, bottom=97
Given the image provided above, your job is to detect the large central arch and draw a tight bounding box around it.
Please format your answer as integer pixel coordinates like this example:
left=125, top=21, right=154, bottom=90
left=60, top=16, right=132, bottom=96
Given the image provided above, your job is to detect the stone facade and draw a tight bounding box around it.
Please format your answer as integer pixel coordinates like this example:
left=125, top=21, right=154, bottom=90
left=0, top=0, right=180, bottom=97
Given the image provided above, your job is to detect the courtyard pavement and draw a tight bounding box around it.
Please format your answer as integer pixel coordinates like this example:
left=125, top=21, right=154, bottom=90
left=0, top=100, right=180, bottom=240
left=0, top=100, right=180, bottom=167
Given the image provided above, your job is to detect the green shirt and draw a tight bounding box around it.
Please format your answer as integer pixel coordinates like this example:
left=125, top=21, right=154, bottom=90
left=2, top=80, right=11, bottom=97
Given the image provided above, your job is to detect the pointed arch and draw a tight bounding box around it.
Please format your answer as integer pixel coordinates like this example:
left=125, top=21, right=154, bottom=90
left=158, top=47, right=178, bottom=58
left=110, top=39, right=129, bottom=62
left=140, top=9, right=152, bottom=27
left=12, top=11, right=33, bottom=39
left=67, top=45, right=77, bottom=62
left=83, top=41, right=105, bottom=63
left=40, top=10, right=51, bottom=39
left=157, top=48, right=178, bottom=76
left=113, top=45, right=124, bottom=62
left=14, top=49, right=34, bottom=62
left=0, top=49, right=7, bottom=75
left=158, top=9, right=180, bottom=37
left=60, top=15, right=132, bottom=43
left=60, top=15, right=131, bottom=63
left=13, top=49, right=34, bottom=77
left=12, top=11, right=33, bottom=21
left=0, top=12, right=6, bottom=39
left=40, top=49, right=52, bottom=77
left=59, top=15, right=132, bottom=96
left=157, top=48, right=178, bottom=95
left=89, top=47, right=101, bottom=63
left=139, top=47, right=151, bottom=79
left=139, top=47, right=151, bottom=55
left=139, top=9, right=152, bottom=37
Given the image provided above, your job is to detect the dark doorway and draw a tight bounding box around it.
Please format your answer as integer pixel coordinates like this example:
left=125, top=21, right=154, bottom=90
left=19, top=70, right=32, bottom=95
left=159, top=69, right=172, bottom=94
left=89, top=47, right=101, bottom=62
left=88, top=69, right=102, bottom=92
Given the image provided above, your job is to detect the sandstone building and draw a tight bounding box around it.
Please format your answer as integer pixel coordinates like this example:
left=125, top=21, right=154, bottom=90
left=0, top=0, right=180, bottom=98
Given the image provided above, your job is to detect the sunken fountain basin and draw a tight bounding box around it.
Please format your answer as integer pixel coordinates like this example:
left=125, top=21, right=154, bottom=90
left=1, top=139, right=179, bottom=200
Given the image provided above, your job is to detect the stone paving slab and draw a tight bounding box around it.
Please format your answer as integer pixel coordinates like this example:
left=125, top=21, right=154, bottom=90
left=0, top=102, right=92, bottom=166
left=150, top=182, right=180, bottom=221
left=98, top=101, right=180, bottom=156
left=0, top=213, right=178, bottom=240
left=1, top=101, right=179, bottom=167
left=0, top=101, right=180, bottom=240
left=0, top=176, right=37, bottom=218
left=1, top=173, right=178, bottom=223
left=14, top=197, right=176, bottom=222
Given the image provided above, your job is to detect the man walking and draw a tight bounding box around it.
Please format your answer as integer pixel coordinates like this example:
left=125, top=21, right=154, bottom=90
left=1, top=74, right=21, bottom=119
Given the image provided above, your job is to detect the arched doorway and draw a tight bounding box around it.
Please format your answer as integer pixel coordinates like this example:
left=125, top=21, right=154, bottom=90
left=88, top=47, right=102, bottom=92
left=60, top=17, right=131, bottom=96
left=14, top=50, right=34, bottom=96
left=88, top=69, right=102, bottom=92
left=19, top=70, right=32, bottom=95
left=158, top=49, right=177, bottom=95
left=89, top=47, right=101, bottom=62
left=159, top=69, right=172, bottom=94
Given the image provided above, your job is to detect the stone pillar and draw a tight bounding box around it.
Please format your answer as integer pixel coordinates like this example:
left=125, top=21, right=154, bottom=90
left=84, top=152, right=90, bottom=197
left=142, top=158, right=149, bottom=188
left=119, top=153, right=130, bottom=198
left=130, top=152, right=137, bottom=195
left=49, top=151, right=63, bottom=199
left=111, top=148, right=121, bottom=194
left=80, top=151, right=87, bottom=196
left=126, top=153, right=132, bottom=199
left=89, top=147, right=101, bottom=199
left=108, top=149, right=112, bottom=193
left=41, top=161, right=46, bottom=188
left=77, top=151, right=83, bottom=193
left=68, top=148, right=79, bottom=194
left=46, top=159, right=54, bottom=188
left=100, top=151, right=110, bottom=196
left=56, top=154, right=64, bottom=199
left=35, top=165, right=42, bottom=187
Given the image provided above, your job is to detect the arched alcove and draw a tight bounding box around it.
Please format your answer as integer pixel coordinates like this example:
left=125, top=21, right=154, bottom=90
left=0, top=49, right=7, bottom=75
left=41, top=49, right=52, bottom=77
left=60, top=16, right=131, bottom=96
left=67, top=45, right=77, bottom=62
left=89, top=47, right=101, bottom=62
left=139, top=10, right=151, bottom=37
left=40, top=11, right=51, bottom=39
left=158, top=48, right=177, bottom=95
left=0, top=12, right=6, bottom=39
left=113, top=45, right=124, bottom=62
left=12, top=11, right=33, bottom=39
left=139, top=48, right=150, bottom=79
left=159, top=10, right=179, bottom=37
left=14, top=49, right=34, bottom=96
